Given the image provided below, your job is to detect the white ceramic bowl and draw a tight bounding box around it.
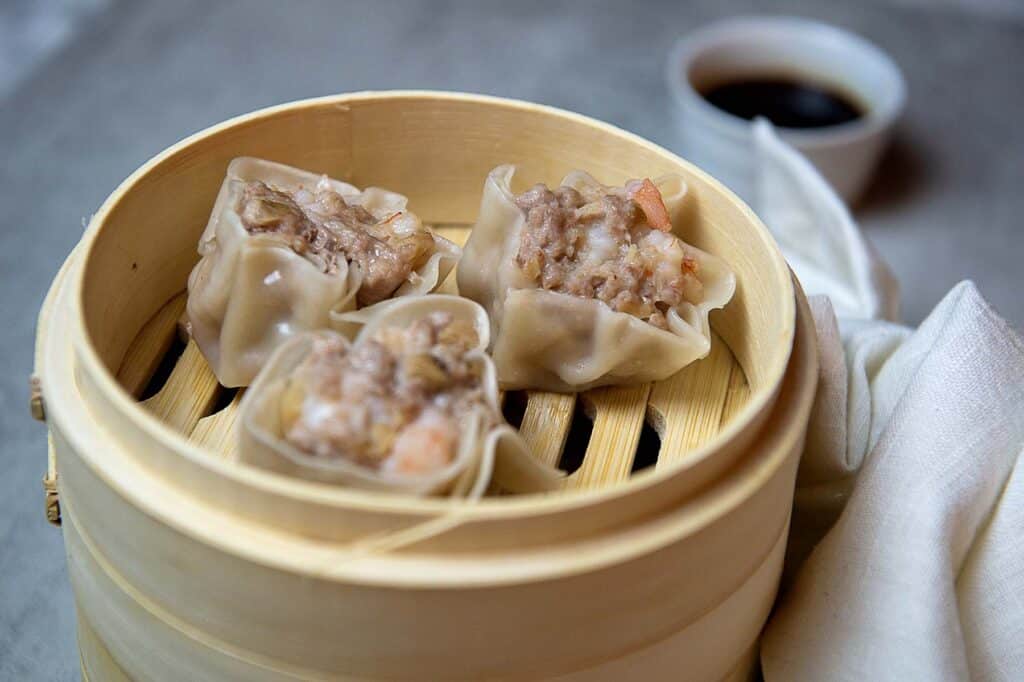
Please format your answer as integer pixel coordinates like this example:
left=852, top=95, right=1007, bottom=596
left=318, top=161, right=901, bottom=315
left=667, top=16, right=906, bottom=204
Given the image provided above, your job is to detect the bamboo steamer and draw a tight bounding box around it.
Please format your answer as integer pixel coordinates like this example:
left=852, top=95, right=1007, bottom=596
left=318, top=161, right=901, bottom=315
left=33, top=92, right=817, bottom=680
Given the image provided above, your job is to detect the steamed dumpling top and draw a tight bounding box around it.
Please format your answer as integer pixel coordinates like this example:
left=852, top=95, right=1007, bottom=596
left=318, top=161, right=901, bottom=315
left=513, top=176, right=704, bottom=330
left=237, top=294, right=564, bottom=495
left=456, top=165, right=736, bottom=392
left=186, top=157, right=460, bottom=388
left=237, top=177, right=437, bottom=306
left=278, top=310, right=495, bottom=476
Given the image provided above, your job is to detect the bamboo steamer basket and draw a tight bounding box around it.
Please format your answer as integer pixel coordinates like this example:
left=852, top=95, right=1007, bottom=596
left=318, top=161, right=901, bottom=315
left=33, top=92, right=817, bottom=680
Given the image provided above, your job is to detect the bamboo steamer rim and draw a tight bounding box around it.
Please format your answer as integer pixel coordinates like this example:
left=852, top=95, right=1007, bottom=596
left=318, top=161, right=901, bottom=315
left=66, top=90, right=795, bottom=519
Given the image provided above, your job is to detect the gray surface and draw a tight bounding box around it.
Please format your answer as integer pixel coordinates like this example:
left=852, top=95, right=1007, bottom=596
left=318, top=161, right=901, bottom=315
left=0, top=0, right=110, bottom=98
left=2, top=1, right=1022, bottom=679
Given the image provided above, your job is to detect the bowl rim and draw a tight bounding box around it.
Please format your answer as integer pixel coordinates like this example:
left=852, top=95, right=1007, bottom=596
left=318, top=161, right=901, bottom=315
left=64, top=90, right=796, bottom=524
left=666, top=15, right=907, bottom=148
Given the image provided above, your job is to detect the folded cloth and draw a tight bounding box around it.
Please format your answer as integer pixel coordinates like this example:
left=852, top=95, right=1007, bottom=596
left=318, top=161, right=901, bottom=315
left=753, top=120, right=900, bottom=323
left=750, top=121, right=1024, bottom=681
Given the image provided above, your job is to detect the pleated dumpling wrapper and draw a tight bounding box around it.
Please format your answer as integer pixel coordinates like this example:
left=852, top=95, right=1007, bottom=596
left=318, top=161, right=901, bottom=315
left=457, top=166, right=736, bottom=392
left=187, top=157, right=460, bottom=387
left=237, top=295, right=563, bottom=497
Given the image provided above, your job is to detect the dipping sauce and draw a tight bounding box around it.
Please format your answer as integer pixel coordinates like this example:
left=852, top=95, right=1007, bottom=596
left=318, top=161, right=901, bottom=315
left=699, top=78, right=864, bottom=129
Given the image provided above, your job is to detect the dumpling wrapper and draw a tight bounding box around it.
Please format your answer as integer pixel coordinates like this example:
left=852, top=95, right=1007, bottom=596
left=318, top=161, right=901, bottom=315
left=237, top=295, right=564, bottom=497
left=457, top=165, right=736, bottom=392
left=187, top=157, right=460, bottom=387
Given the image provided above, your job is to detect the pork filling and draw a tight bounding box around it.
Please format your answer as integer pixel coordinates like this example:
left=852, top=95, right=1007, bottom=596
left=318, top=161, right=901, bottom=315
left=238, top=179, right=435, bottom=306
left=279, top=313, right=493, bottom=476
left=514, top=178, right=703, bottom=330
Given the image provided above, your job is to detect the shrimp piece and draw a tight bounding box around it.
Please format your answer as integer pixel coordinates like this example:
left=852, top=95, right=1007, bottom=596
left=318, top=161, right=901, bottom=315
left=681, top=256, right=704, bottom=303
left=627, top=178, right=672, bottom=232
left=383, top=410, right=458, bottom=475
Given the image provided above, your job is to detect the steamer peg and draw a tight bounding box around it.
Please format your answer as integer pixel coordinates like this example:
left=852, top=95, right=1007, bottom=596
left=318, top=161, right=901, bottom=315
left=43, top=478, right=61, bottom=526
left=32, top=374, right=60, bottom=526
left=44, top=438, right=61, bottom=526
left=29, top=374, right=46, bottom=422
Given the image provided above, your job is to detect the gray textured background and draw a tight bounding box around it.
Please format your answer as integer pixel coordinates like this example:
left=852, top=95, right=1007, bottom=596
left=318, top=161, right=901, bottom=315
left=2, top=1, right=1022, bottom=679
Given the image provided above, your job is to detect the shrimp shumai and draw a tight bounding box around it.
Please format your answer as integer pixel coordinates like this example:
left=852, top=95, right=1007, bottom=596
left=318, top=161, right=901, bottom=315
left=187, top=157, right=460, bottom=387
left=237, top=295, right=562, bottom=496
left=457, top=166, right=736, bottom=392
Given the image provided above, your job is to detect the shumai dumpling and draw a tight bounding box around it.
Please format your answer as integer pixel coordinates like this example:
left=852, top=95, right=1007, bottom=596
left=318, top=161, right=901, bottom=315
left=457, top=165, right=735, bottom=392
left=237, top=295, right=563, bottom=496
left=187, top=157, right=460, bottom=387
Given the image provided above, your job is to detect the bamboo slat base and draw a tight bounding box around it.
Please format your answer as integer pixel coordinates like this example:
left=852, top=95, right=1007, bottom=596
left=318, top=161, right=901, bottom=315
left=126, top=224, right=749, bottom=491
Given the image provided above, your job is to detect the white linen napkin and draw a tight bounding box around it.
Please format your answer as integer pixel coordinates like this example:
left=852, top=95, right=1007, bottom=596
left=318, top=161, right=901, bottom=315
left=749, top=121, right=1024, bottom=681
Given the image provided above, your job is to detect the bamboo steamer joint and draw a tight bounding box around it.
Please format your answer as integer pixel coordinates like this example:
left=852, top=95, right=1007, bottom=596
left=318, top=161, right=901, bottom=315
left=34, top=91, right=814, bottom=681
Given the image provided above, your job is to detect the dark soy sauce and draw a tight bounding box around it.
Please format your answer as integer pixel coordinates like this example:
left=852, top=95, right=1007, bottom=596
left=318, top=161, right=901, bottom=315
left=700, top=77, right=864, bottom=129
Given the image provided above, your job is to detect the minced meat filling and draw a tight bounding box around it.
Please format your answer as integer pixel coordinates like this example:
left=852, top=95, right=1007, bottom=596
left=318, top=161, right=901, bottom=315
left=238, top=180, right=435, bottom=306
left=279, top=313, right=493, bottom=476
left=514, top=179, right=702, bottom=330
